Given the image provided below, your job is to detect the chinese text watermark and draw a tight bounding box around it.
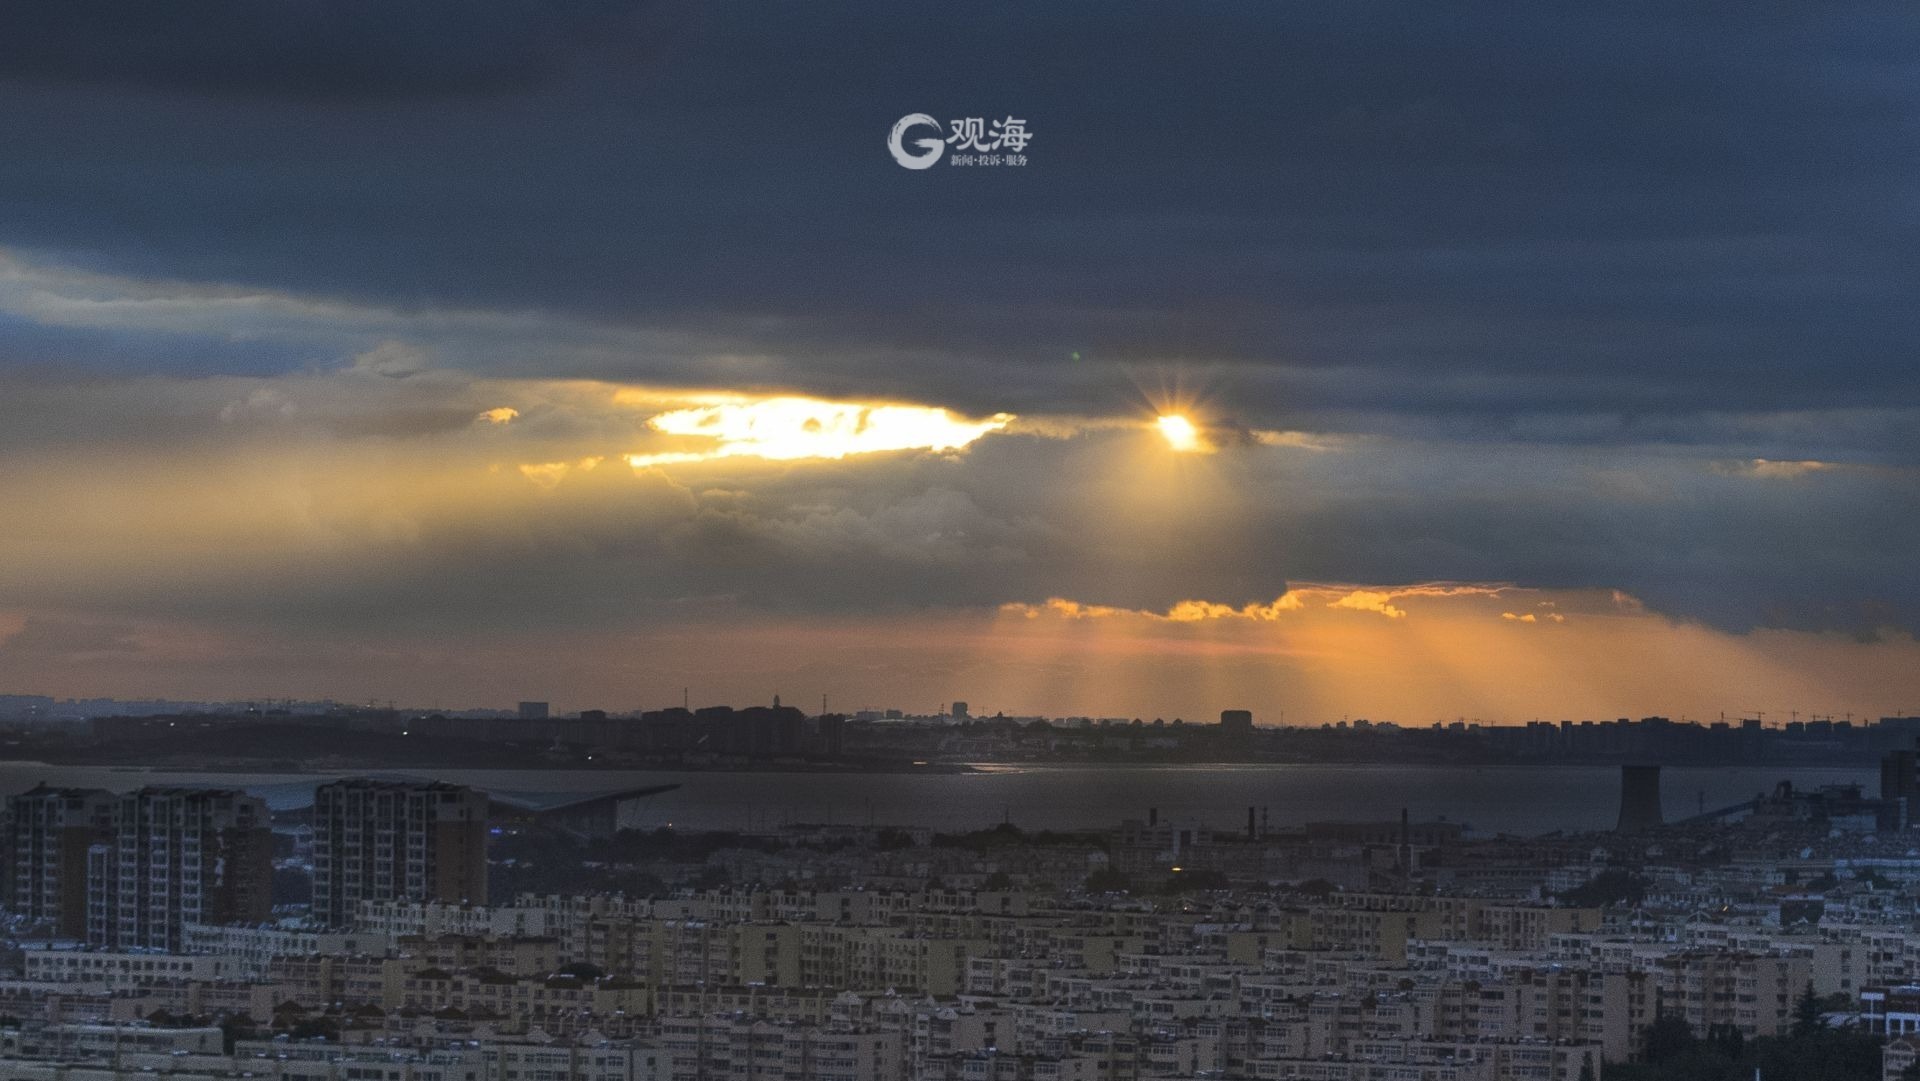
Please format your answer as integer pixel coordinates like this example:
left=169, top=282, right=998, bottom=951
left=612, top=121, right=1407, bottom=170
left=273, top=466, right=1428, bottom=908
left=889, top=113, right=1032, bottom=169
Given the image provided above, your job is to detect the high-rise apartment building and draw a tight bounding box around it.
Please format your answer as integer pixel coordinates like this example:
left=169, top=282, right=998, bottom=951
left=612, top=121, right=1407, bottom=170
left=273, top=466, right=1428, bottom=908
left=311, top=779, right=489, bottom=928
left=88, top=787, right=274, bottom=950
left=5, top=784, right=114, bottom=938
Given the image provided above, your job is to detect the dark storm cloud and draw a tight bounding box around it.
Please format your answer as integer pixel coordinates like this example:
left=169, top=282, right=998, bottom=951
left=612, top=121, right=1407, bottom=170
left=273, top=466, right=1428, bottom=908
left=0, top=1, right=648, bottom=100
left=0, top=1, right=1914, bottom=420
left=0, top=2, right=1915, bottom=643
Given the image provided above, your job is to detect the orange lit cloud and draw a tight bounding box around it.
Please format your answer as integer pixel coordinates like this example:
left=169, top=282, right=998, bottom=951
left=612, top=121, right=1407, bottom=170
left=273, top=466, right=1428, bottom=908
left=1004, top=583, right=1514, bottom=624
left=517, top=456, right=603, bottom=488
left=976, top=586, right=1920, bottom=724
left=1329, top=589, right=1413, bottom=619
left=477, top=406, right=520, bottom=424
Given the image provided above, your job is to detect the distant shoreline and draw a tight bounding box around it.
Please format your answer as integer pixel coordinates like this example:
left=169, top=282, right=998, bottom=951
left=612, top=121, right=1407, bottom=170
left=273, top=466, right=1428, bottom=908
left=0, top=756, right=1880, bottom=776
left=0, top=755, right=981, bottom=776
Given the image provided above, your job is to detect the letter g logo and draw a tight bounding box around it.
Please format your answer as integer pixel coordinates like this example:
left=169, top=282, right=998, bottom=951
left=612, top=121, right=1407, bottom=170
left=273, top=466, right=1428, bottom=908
left=889, top=113, right=944, bottom=170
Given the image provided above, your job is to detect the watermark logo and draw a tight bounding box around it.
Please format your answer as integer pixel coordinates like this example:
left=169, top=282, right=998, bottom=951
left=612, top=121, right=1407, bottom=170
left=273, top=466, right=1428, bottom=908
left=889, top=113, right=1033, bottom=169
left=888, top=113, right=945, bottom=170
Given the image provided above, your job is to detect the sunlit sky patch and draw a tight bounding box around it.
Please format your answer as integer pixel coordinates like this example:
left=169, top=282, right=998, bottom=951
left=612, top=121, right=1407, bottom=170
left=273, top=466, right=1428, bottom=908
left=623, top=395, right=1015, bottom=469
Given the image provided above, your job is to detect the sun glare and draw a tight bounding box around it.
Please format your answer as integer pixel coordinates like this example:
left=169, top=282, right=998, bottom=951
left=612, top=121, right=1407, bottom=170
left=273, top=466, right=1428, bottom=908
left=1156, top=413, right=1201, bottom=452
left=625, top=395, right=1013, bottom=469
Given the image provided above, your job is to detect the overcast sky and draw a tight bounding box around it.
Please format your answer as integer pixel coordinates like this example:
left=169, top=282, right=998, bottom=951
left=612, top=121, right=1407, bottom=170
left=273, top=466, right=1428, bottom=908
left=1, top=2, right=1916, bottom=720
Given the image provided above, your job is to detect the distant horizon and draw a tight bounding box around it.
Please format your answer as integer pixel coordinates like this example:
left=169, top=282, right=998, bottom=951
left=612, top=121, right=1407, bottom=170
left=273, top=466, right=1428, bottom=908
left=7, top=690, right=1916, bottom=732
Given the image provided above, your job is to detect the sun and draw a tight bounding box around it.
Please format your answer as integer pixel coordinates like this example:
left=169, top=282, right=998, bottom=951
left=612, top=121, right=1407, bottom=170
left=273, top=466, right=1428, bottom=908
left=1156, top=413, right=1201, bottom=452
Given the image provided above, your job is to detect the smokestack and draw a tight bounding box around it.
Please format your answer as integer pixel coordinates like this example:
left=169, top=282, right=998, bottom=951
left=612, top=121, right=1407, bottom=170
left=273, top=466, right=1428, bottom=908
left=1400, top=807, right=1412, bottom=872
left=1248, top=806, right=1257, bottom=839
left=1881, top=749, right=1917, bottom=829
left=1616, top=765, right=1664, bottom=832
left=1149, top=807, right=1158, bottom=827
left=1882, top=750, right=1915, bottom=799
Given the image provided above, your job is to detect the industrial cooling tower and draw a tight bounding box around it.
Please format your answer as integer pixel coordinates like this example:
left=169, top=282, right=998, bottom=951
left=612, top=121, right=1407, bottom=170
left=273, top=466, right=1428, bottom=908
left=1615, top=764, right=1664, bottom=832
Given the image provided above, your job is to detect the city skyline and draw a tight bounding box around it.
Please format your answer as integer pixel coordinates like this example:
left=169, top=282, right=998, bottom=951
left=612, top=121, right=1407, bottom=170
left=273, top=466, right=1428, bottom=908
left=7, top=689, right=1920, bottom=732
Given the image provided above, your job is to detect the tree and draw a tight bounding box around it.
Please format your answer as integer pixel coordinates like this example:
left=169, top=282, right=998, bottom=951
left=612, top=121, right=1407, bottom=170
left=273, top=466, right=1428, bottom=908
left=1610, top=1006, right=1881, bottom=1081
left=874, top=828, right=915, bottom=850
left=1295, top=878, right=1337, bottom=898
left=1559, top=868, right=1649, bottom=908
left=1792, top=980, right=1821, bottom=1038
left=1705, top=1022, right=1744, bottom=1058
left=1640, top=1011, right=1695, bottom=1064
